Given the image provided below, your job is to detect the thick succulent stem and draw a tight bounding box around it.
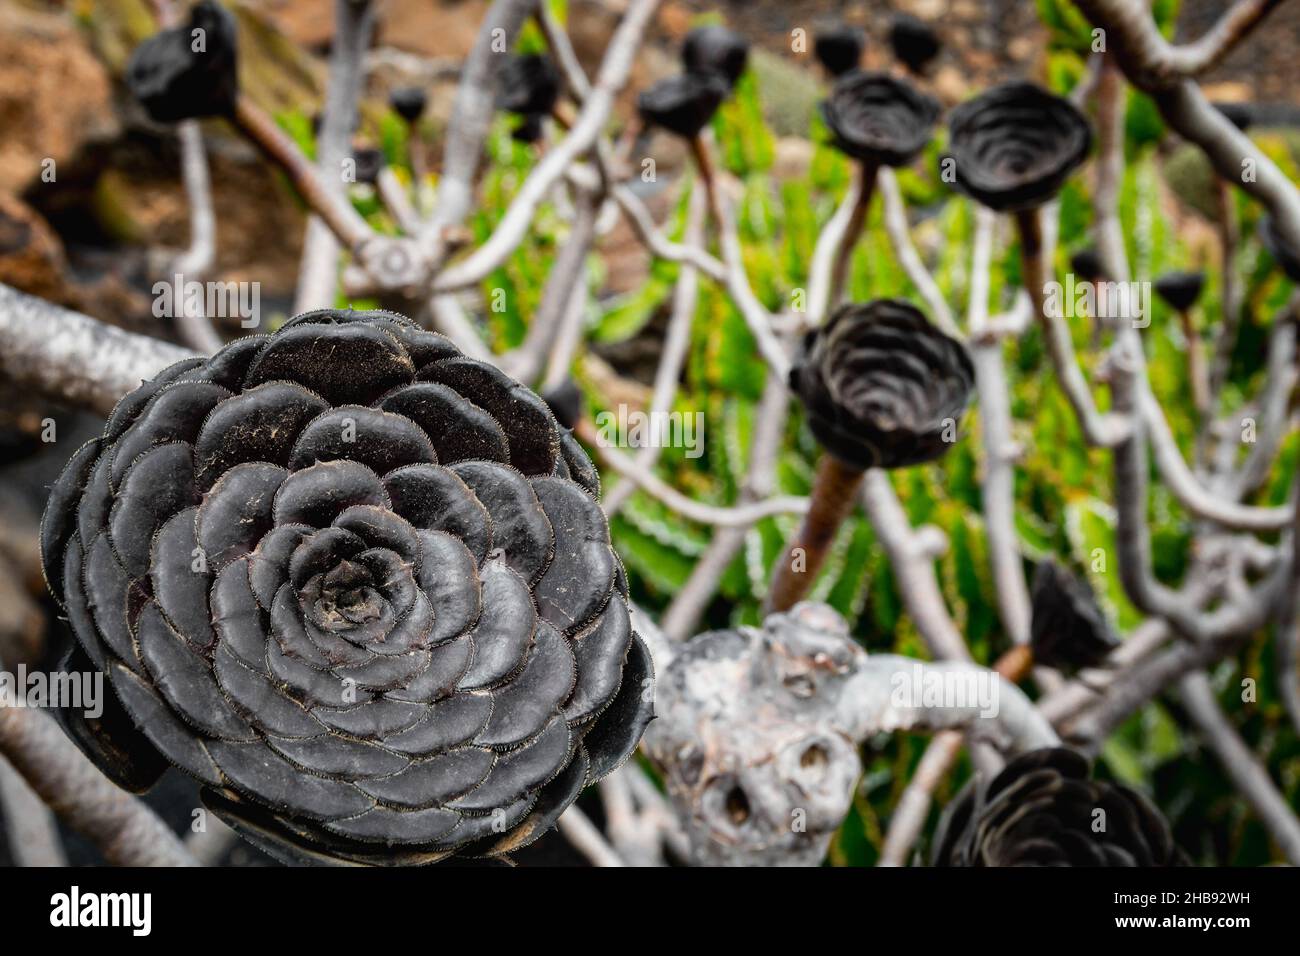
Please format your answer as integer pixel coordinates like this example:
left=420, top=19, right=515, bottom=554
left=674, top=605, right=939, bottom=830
left=828, top=161, right=880, bottom=307
left=0, top=702, right=195, bottom=866
left=230, top=94, right=373, bottom=253
left=1209, top=175, right=1242, bottom=402
left=765, top=454, right=865, bottom=613
left=1178, top=306, right=1211, bottom=418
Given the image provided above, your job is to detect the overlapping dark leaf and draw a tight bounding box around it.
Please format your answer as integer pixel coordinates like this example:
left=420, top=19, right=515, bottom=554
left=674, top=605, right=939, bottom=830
left=820, top=71, right=939, bottom=167
left=946, top=81, right=1092, bottom=211
left=41, top=309, right=653, bottom=865
left=933, top=748, right=1188, bottom=866
left=790, top=299, right=974, bottom=470
left=126, top=0, right=239, bottom=123
left=1029, top=559, right=1119, bottom=673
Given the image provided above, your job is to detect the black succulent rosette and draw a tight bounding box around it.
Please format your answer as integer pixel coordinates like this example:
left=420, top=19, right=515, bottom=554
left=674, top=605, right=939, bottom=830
left=820, top=71, right=940, bottom=168
left=888, top=14, right=941, bottom=75
left=389, top=86, right=428, bottom=125
left=127, top=0, right=239, bottom=123
left=814, top=25, right=866, bottom=77
left=681, top=24, right=749, bottom=89
left=1029, top=559, right=1119, bottom=673
left=637, top=73, right=730, bottom=140
left=1259, top=214, right=1300, bottom=282
left=933, top=748, right=1188, bottom=866
left=946, top=82, right=1093, bottom=212
left=496, top=53, right=562, bottom=117
left=1069, top=246, right=1106, bottom=283
left=40, top=310, right=654, bottom=865
left=1153, top=270, right=1206, bottom=312
left=789, top=299, right=974, bottom=470
left=351, top=147, right=386, bottom=186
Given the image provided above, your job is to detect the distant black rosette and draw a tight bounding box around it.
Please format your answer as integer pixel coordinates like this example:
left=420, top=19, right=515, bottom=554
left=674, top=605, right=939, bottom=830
left=1259, top=214, right=1300, bottom=282
left=1029, top=559, right=1119, bottom=672
left=540, top=380, right=583, bottom=432
left=1069, top=246, right=1106, bottom=282
left=351, top=147, right=386, bottom=186
left=888, top=14, right=941, bottom=74
left=496, top=54, right=562, bottom=117
left=389, top=86, right=428, bottom=124
left=1153, top=270, right=1206, bottom=312
left=820, top=71, right=940, bottom=167
left=40, top=309, right=654, bottom=865
left=790, top=299, right=974, bottom=470
left=933, top=748, right=1188, bottom=866
left=126, top=0, right=238, bottom=123
left=814, top=25, right=866, bottom=77
left=637, top=72, right=729, bottom=139
left=681, top=24, right=749, bottom=89
left=946, top=82, right=1092, bottom=211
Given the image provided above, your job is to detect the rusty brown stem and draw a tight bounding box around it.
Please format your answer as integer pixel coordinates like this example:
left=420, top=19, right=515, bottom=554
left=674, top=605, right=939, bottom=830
left=230, top=95, right=373, bottom=252
left=766, top=454, right=866, bottom=614
left=828, top=161, right=880, bottom=308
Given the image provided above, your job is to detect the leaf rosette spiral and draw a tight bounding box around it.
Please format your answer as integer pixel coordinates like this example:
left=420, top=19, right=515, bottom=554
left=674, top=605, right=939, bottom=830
left=41, top=310, right=654, bottom=865
left=819, top=71, right=939, bottom=168
left=789, top=299, right=974, bottom=470
left=945, top=81, right=1092, bottom=212
left=933, top=748, right=1188, bottom=866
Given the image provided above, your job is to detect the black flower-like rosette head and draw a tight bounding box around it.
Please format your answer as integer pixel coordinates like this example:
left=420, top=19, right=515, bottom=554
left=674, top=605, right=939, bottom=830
left=40, top=310, right=654, bottom=865
left=820, top=70, right=940, bottom=168
left=496, top=54, right=562, bottom=117
left=1153, top=270, right=1206, bottom=313
left=888, top=14, right=941, bottom=75
left=351, top=147, right=386, bottom=186
left=790, top=299, right=974, bottom=470
left=126, top=0, right=239, bottom=123
left=933, top=747, right=1188, bottom=866
left=389, top=86, right=428, bottom=125
left=1213, top=101, right=1253, bottom=132
left=946, top=82, right=1092, bottom=212
left=814, top=25, right=866, bottom=77
left=1070, top=246, right=1106, bottom=283
left=1029, top=559, right=1119, bottom=673
left=637, top=72, right=729, bottom=140
left=681, top=24, right=749, bottom=89
left=1260, top=214, right=1300, bottom=282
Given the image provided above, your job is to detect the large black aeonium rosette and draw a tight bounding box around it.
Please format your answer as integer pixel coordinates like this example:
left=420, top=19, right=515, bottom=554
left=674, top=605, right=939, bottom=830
left=933, top=748, right=1188, bottom=866
left=127, top=0, right=238, bottom=123
left=790, top=299, right=974, bottom=470
left=40, top=310, right=654, bottom=865
left=946, top=82, right=1092, bottom=212
left=820, top=71, right=939, bottom=168
left=1029, top=559, right=1119, bottom=673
